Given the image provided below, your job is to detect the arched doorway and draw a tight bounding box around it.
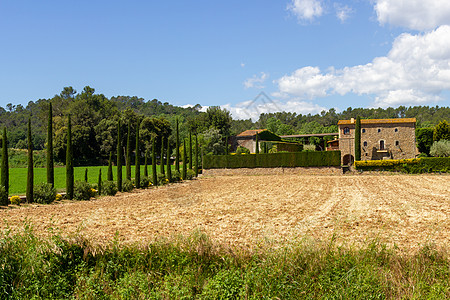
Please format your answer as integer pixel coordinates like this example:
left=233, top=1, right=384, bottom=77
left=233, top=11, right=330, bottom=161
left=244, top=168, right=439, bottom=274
left=343, top=154, right=354, bottom=165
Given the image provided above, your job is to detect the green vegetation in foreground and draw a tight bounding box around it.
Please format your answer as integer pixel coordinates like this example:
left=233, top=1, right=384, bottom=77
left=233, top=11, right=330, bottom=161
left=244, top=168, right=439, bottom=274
left=0, top=226, right=449, bottom=299
left=5, top=165, right=178, bottom=196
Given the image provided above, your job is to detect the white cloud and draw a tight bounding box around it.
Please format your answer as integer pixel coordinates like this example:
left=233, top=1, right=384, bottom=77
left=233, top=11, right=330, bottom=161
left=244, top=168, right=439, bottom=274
left=240, top=62, right=245, bottom=68
left=275, top=25, right=450, bottom=107
left=221, top=99, right=326, bottom=121
left=243, top=72, right=268, bottom=89
left=181, top=104, right=208, bottom=112
left=287, top=0, right=324, bottom=22
left=374, top=0, right=450, bottom=30
left=334, top=3, right=353, bottom=23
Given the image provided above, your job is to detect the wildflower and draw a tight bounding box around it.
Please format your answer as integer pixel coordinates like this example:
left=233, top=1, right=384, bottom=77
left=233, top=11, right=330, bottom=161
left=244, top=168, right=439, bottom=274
left=10, top=195, right=21, bottom=205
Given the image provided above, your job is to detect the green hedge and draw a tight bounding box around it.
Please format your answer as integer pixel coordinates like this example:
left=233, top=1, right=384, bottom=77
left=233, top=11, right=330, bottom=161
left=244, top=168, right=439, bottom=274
left=355, top=157, right=450, bottom=173
left=203, top=151, right=341, bottom=169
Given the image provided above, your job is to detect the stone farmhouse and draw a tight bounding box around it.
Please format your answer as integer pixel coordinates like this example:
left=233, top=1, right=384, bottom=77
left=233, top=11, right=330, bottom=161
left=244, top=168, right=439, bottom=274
left=338, top=118, right=417, bottom=165
left=231, top=129, right=281, bottom=153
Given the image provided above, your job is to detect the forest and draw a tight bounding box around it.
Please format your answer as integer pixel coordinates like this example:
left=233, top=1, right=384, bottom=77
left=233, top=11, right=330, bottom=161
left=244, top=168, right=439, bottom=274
left=0, top=86, right=448, bottom=165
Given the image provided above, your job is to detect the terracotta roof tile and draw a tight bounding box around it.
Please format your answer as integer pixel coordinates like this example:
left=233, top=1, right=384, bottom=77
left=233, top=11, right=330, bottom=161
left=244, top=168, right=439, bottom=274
left=236, top=129, right=267, bottom=137
left=338, top=118, right=416, bottom=125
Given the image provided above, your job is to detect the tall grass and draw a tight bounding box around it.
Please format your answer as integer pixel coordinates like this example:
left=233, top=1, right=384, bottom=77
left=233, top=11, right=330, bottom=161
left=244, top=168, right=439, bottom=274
left=0, top=225, right=448, bottom=299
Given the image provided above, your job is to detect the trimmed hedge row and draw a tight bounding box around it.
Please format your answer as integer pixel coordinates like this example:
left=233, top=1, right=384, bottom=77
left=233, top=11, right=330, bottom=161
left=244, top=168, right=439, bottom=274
left=203, top=151, right=341, bottom=169
left=355, top=157, right=450, bottom=173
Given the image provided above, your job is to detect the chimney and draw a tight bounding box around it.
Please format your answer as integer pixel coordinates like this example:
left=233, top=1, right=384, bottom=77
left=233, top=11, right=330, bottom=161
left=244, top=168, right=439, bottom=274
left=350, top=118, right=355, bottom=124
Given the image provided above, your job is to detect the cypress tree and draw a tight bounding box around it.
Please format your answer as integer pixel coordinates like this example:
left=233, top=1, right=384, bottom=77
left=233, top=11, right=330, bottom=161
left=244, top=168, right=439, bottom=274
left=47, top=103, right=54, bottom=187
left=26, top=119, right=34, bottom=203
left=66, top=115, right=74, bottom=200
left=225, top=135, right=229, bottom=155
left=194, top=134, right=199, bottom=177
left=255, top=133, right=259, bottom=154
left=126, top=121, right=131, bottom=180
left=160, top=136, right=165, bottom=175
left=166, top=138, right=171, bottom=182
left=84, top=168, right=88, bottom=182
left=189, top=131, right=192, bottom=170
left=175, top=118, right=180, bottom=172
left=98, top=169, right=102, bottom=195
left=144, top=150, right=148, bottom=177
left=107, top=152, right=113, bottom=181
left=355, top=116, right=361, bottom=161
left=182, top=140, right=187, bottom=180
left=152, top=137, right=157, bottom=186
left=135, top=120, right=141, bottom=189
left=1, top=127, right=9, bottom=201
left=117, top=120, right=123, bottom=191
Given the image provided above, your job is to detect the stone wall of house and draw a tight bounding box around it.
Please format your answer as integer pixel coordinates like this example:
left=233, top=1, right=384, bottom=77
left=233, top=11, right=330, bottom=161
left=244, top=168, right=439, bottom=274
left=236, top=137, right=256, bottom=153
left=339, top=121, right=416, bottom=163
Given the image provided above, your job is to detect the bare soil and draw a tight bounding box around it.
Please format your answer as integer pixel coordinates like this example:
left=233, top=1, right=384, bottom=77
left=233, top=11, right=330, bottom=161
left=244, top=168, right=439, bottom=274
left=1, top=174, right=449, bottom=250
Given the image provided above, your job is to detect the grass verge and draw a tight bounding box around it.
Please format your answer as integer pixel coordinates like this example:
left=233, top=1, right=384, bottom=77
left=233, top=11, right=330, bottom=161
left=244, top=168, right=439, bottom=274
left=0, top=225, right=448, bottom=299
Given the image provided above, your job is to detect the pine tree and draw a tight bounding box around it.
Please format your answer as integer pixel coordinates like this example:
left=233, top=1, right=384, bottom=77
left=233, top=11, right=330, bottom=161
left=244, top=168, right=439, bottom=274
left=166, top=138, right=172, bottom=182
left=194, top=134, right=199, bottom=177
left=189, top=131, right=192, bottom=170
left=182, top=139, right=187, bottom=180
left=144, top=150, right=148, bottom=177
left=160, top=136, right=165, bottom=175
left=26, top=119, right=34, bottom=203
left=255, top=133, right=259, bottom=154
left=126, top=121, right=131, bottom=180
left=117, top=120, right=123, bottom=191
left=175, top=118, right=180, bottom=172
left=98, top=169, right=102, bottom=195
left=66, top=115, right=74, bottom=200
left=1, top=127, right=9, bottom=205
left=47, top=103, right=54, bottom=187
left=107, top=152, right=113, bottom=181
left=355, top=116, right=361, bottom=161
left=84, top=168, right=88, bottom=182
left=135, top=120, right=141, bottom=189
left=152, top=137, right=157, bottom=186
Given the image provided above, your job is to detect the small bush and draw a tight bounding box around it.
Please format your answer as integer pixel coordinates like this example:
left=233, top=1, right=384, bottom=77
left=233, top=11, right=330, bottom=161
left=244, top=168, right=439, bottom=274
left=186, top=169, right=195, bottom=180
left=140, top=176, right=150, bottom=188
left=10, top=195, right=21, bottom=205
left=235, top=146, right=250, bottom=155
left=0, top=185, right=7, bottom=205
left=102, top=181, right=118, bottom=196
left=303, top=144, right=316, bottom=151
left=171, top=171, right=182, bottom=182
left=122, top=179, right=134, bottom=192
left=430, top=140, right=450, bottom=157
left=55, top=194, right=62, bottom=201
left=34, top=183, right=57, bottom=204
left=73, top=181, right=92, bottom=201
left=157, top=173, right=166, bottom=185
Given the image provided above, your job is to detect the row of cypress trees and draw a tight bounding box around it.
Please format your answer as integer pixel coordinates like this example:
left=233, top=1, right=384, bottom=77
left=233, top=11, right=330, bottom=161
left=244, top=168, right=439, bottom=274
left=1, top=113, right=200, bottom=205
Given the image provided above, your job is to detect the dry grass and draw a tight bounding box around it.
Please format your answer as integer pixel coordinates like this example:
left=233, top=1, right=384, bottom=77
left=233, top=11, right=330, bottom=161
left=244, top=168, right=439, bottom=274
left=1, top=173, right=449, bottom=251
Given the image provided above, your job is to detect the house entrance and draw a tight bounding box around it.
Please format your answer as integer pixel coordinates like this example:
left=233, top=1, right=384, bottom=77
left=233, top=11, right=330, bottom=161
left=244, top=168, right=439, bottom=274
left=343, top=154, right=354, bottom=165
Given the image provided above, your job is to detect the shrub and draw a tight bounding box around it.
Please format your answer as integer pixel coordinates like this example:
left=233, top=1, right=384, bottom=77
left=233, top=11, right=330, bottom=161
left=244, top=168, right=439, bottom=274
left=186, top=169, right=195, bottom=180
left=172, top=170, right=182, bottom=182
left=235, top=146, right=250, bottom=155
left=73, top=181, right=92, bottom=200
left=55, top=194, right=62, bottom=201
left=430, top=140, right=450, bottom=157
left=0, top=185, right=7, bottom=206
left=10, top=195, right=21, bottom=205
left=122, top=179, right=134, bottom=192
left=303, top=144, right=316, bottom=151
left=34, top=182, right=57, bottom=204
left=102, top=181, right=118, bottom=196
left=157, top=173, right=166, bottom=185
left=140, top=176, right=150, bottom=188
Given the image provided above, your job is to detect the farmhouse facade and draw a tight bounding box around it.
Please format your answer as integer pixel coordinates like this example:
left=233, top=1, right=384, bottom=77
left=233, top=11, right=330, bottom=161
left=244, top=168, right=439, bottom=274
left=232, top=129, right=281, bottom=153
left=338, top=118, right=417, bottom=165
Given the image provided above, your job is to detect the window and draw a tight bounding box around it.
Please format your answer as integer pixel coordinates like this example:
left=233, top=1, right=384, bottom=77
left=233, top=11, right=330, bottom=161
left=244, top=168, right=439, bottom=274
left=395, top=141, right=399, bottom=146
left=378, top=128, right=381, bottom=133
left=395, top=128, right=398, bottom=132
left=343, top=127, right=350, bottom=134
left=380, top=140, right=385, bottom=150
left=362, top=129, right=366, bottom=133
left=363, top=141, right=367, bottom=147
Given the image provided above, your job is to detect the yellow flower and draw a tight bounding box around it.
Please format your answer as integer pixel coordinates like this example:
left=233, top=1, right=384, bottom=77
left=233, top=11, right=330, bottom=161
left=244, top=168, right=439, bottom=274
left=10, top=195, right=21, bottom=205
left=55, top=194, right=63, bottom=201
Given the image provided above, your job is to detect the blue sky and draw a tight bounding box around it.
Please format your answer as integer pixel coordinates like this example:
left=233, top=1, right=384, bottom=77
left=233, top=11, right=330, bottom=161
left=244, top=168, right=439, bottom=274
left=1, top=0, right=449, bottom=120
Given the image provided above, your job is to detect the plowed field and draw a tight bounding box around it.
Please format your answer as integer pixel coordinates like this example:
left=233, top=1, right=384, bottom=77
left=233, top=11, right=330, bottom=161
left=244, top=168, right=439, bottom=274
left=1, top=174, right=449, bottom=250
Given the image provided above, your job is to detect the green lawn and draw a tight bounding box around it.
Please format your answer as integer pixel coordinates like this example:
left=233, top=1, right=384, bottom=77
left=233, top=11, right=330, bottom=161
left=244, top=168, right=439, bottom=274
left=6, top=165, right=178, bottom=196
